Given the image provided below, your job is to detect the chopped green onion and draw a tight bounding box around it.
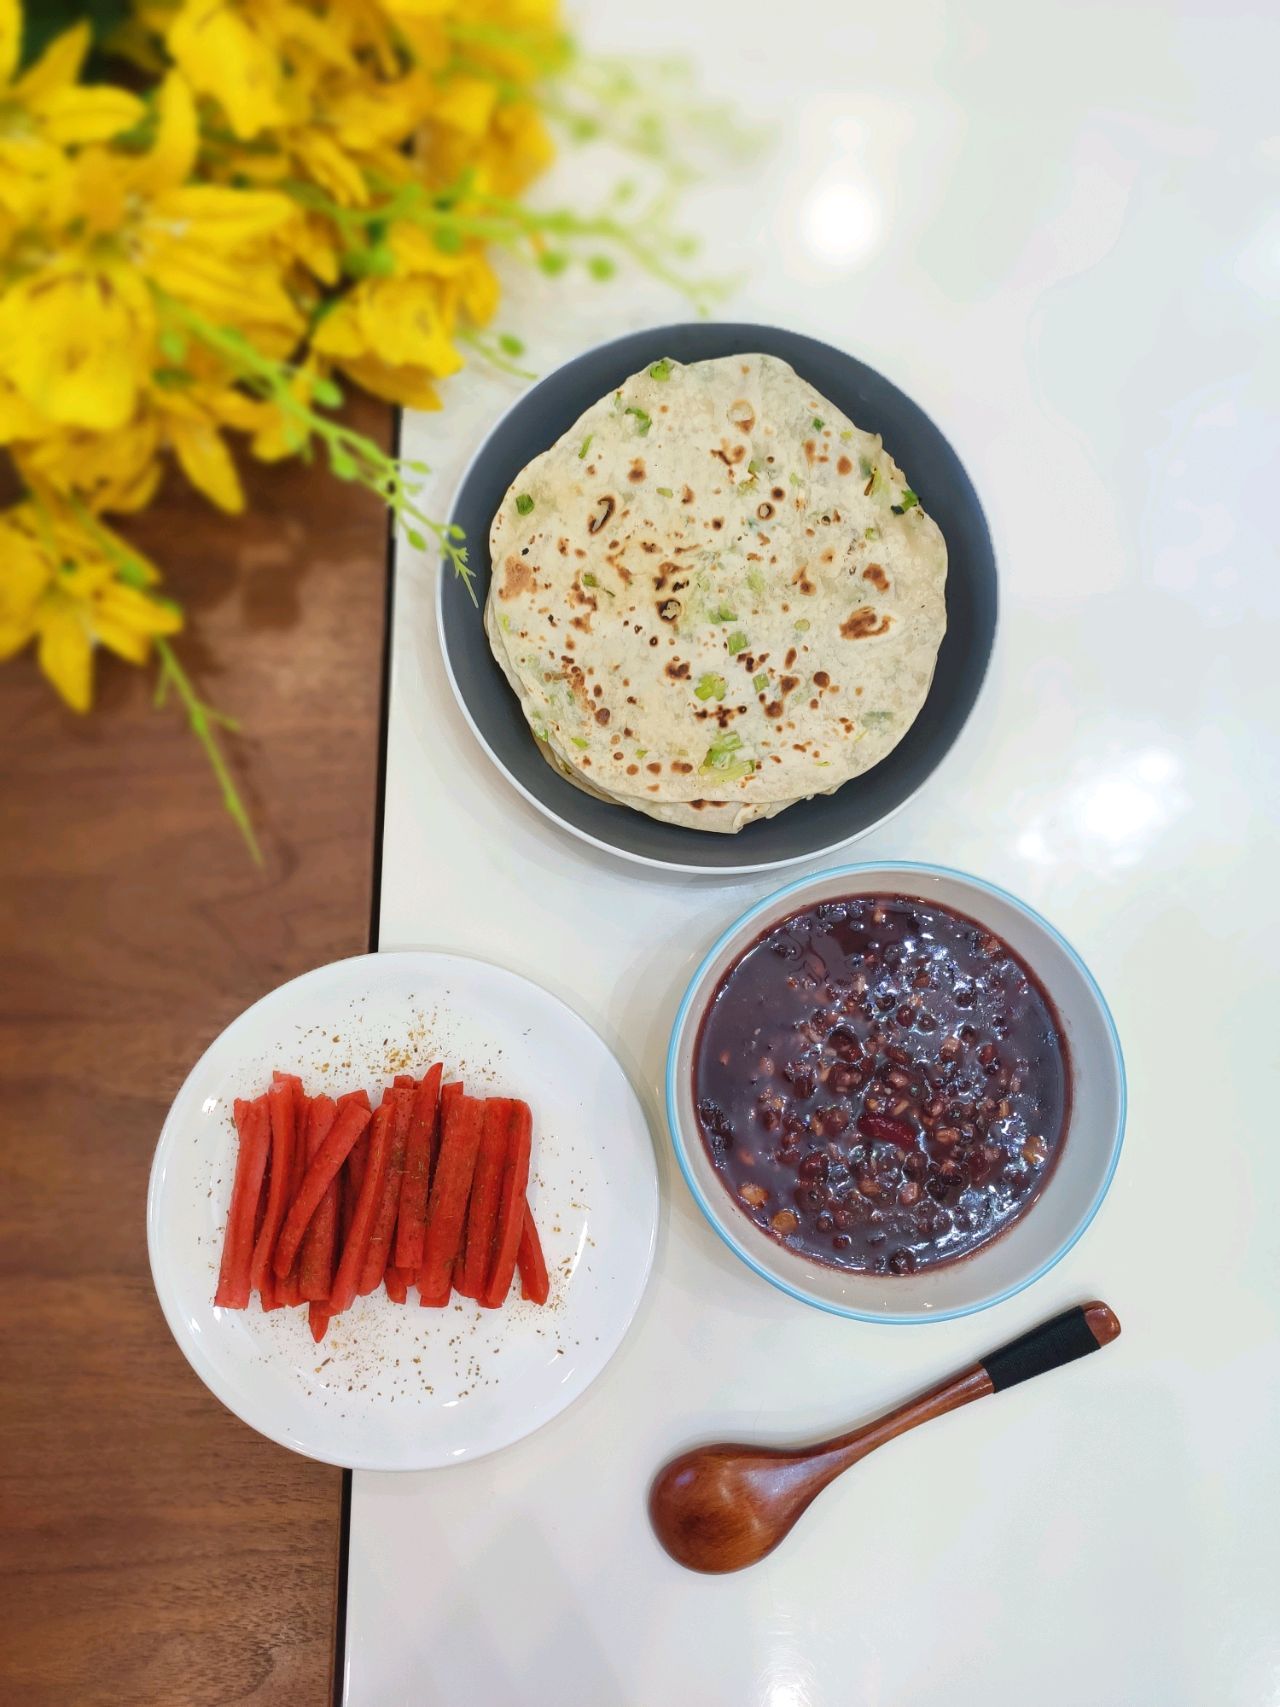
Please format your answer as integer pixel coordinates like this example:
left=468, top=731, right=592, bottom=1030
left=515, top=493, right=534, bottom=515
left=747, top=566, right=767, bottom=598
left=859, top=456, right=872, bottom=477
left=626, top=406, right=651, bottom=435
left=747, top=458, right=763, bottom=476
left=865, top=465, right=884, bottom=497
left=811, top=416, right=825, bottom=431
left=578, top=434, right=593, bottom=460
left=865, top=526, right=879, bottom=540
left=727, top=632, right=749, bottom=655
left=571, top=736, right=590, bottom=748
left=709, top=603, right=737, bottom=623
left=898, top=488, right=919, bottom=510
left=840, top=429, right=854, bottom=443
left=753, top=672, right=769, bottom=693
left=702, top=730, right=744, bottom=770
left=695, top=673, right=727, bottom=701
left=656, top=486, right=674, bottom=497
left=863, top=709, right=893, bottom=725
left=582, top=572, right=598, bottom=586
left=795, top=619, right=810, bottom=632
left=788, top=472, right=801, bottom=487
left=648, top=358, right=673, bottom=380
left=500, top=614, right=511, bottom=632
left=635, top=748, right=647, bottom=758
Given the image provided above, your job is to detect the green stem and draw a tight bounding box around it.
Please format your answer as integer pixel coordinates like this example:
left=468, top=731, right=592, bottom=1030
left=154, top=637, right=263, bottom=866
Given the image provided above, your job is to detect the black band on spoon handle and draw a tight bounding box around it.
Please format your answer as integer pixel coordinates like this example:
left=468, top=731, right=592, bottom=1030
left=981, top=1301, right=1121, bottom=1393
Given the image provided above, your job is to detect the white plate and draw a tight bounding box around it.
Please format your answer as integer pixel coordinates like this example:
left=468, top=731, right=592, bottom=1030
left=147, top=952, right=658, bottom=1470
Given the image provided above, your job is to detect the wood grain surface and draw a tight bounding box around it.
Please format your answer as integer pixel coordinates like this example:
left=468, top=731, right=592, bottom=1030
left=0, top=400, right=390, bottom=1706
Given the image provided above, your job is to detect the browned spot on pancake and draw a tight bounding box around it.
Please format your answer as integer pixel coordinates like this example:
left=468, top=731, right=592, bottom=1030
left=771, top=486, right=786, bottom=501
left=792, top=570, right=816, bottom=595
left=595, top=708, right=611, bottom=726
left=814, top=670, right=830, bottom=688
left=728, top=400, right=756, bottom=433
left=673, top=760, right=694, bottom=775
left=862, top=563, right=889, bottom=591
left=606, top=555, right=633, bottom=585
left=500, top=556, right=533, bottom=599
left=842, top=607, right=892, bottom=639
left=820, top=548, right=835, bottom=565
left=659, top=599, right=681, bottom=622
left=626, top=763, right=639, bottom=776
left=805, top=527, right=816, bottom=538
left=765, top=699, right=783, bottom=718
left=587, top=495, right=616, bottom=535
left=682, top=485, right=695, bottom=503
left=641, top=540, right=659, bottom=554
left=571, top=614, right=592, bottom=632
left=612, top=750, right=623, bottom=761
left=780, top=675, right=799, bottom=695
left=574, top=548, right=586, bottom=558
left=809, top=698, right=819, bottom=710
left=582, top=758, right=591, bottom=766
left=837, top=455, right=853, bottom=476
left=647, top=762, right=662, bottom=775
left=785, top=647, right=797, bottom=668
left=803, top=439, right=816, bottom=464
left=665, top=659, right=690, bottom=681
left=649, top=636, right=659, bottom=647
left=628, top=459, right=646, bottom=483
left=711, top=441, right=746, bottom=467
left=711, top=518, right=724, bottom=531
left=756, top=502, right=774, bottom=521
left=557, top=538, right=569, bottom=555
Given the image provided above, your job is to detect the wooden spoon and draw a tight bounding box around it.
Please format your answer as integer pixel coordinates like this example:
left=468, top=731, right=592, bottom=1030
left=650, top=1300, right=1121, bottom=1573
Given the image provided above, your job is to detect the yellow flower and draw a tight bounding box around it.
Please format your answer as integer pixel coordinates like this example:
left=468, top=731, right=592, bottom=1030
left=0, top=498, right=181, bottom=711
left=0, top=72, right=301, bottom=434
left=312, top=272, right=464, bottom=407
left=167, top=0, right=287, bottom=139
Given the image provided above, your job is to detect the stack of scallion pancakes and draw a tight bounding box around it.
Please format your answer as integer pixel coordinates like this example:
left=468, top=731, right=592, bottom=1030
left=485, top=354, right=947, bottom=833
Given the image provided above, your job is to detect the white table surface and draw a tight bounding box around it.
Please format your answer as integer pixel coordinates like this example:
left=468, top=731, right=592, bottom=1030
left=345, top=0, right=1280, bottom=1699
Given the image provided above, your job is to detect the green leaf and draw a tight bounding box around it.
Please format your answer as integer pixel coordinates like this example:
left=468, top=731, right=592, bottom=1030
left=311, top=377, right=343, bottom=408
left=406, top=529, right=426, bottom=550
left=648, top=358, right=673, bottom=380
left=626, top=406, right=651, bottom=435
left=158, top=327, right=188, bottom=363
left=695, top=673, right=727, bottom=702
left=587, top=255, right=617, bottom=281
left=434, top=226, right=463, bottom=255
left=727, top=631, right=749, bottom=655
left=656, top=486, right=673, bottom=497
left=753, top=672, right=769, bottom=693
left=330, top=449, right=357, bottom=480
left=515, top=493, right=535, bottom=515
left=578, top=434, right=593, bottom=460
left=538, top=249, right=569, bottom=276
left=498, top=332, right=525, bottom=356
left=21, top=0, right=128, bottom=65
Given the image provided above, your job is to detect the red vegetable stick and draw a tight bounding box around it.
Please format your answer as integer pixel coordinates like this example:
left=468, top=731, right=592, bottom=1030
left=394, top=1063, right=443, bottom=1271
left=328, top=1099, right=394, bottom=1315
left=516, top=1199, right=550, bottom=1306
left=358, top=1088, right=413, bottom=1295
left=418, top=1093, right=485, bottom=1302
left=480, top=1101, right=533, bottom=1309
left=384, top=1266, right=410, bottom=1304
left=215, top=1097, right=271, bottom=1309
left=308, top=1301, right=330, bottom=1342
left=457, top=1099, right=513, bottom=1300
left=249, top=1077, right=298, bottom=1298
left=273, top=1096, right=373, bottom=1278
left=297, top=1095, right=339, bottom=1302
left=393, top=1074, right=418, bottom=1089
left=277, top=1085, right=313, bottom=1305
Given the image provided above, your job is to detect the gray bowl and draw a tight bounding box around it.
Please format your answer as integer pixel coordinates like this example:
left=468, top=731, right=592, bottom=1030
left=438, top=323, right=997, bottom=874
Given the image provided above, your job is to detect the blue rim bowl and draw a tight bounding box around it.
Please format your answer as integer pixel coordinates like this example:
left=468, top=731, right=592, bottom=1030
left=665, top=861, right=1126, bottom=1323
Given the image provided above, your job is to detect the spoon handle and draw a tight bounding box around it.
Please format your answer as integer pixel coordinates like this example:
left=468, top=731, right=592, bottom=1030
left=824, top=1300, right=1122, bottom=1465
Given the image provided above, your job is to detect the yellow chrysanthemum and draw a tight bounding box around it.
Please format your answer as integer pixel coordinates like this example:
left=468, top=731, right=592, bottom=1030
left=0, top=498, right=181, bottom=711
